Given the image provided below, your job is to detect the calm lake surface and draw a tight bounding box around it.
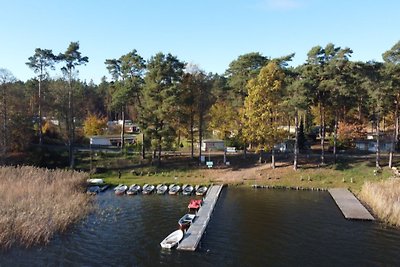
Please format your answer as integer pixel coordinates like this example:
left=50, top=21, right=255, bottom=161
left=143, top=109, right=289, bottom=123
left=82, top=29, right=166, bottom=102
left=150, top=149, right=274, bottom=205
left=1, top=187, right=400, bottom=266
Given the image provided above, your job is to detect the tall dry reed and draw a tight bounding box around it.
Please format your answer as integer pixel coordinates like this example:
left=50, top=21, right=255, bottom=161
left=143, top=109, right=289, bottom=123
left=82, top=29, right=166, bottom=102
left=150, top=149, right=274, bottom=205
left=0, top=166, right=92, bottom=249
left=359, top=178, right=400, bottom=227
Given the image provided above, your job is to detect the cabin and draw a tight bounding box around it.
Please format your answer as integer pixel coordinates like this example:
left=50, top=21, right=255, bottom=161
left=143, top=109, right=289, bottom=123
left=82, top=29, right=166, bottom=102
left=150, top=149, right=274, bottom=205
left=354, top=139, right=394, bottom=152
left=90, top=135, right=136, bottom=147
left=201, top=139, right=225, bottom=152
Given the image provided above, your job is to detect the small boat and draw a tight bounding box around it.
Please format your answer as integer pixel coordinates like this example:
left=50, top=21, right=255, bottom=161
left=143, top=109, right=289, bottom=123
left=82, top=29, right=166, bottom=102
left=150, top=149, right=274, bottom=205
left=178, top=214, right=196, bottom=229
left=195, top=186, right=208, bottom=196
left=157, top=184, right=168, bottom=195
left=87, top=186, right=100, bottom=194
left=114, top=184, right=128, bottom=195
left=182, top=185, right=194, bottom=196
left=87, top=178, right=104, bottom=185
left=188, top=199, right=202, bottom=210
left=168, top=184, right=181, bottom=195
left=143, top=184, right=155, bottom=195
left=127, top=184, right=141, bottom=195
left=181, top=184, right=188, bottom=191
left=160, top=229, right=184, bottom=249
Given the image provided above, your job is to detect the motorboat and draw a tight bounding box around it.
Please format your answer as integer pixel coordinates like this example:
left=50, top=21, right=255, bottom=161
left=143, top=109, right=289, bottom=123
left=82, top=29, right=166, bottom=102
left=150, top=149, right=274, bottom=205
left=178, top=214, right=196, bottom=229
left=160, top=229, right=184, bottom=249
left=195, top=185, right=208, bottom=196
left=188, top=199, right=202, bottom=210
left=168, top=184, right=181, bottom=195
left=87, top=178, right=104, bottom=185
left=143, top=184, right=155, bottom=195
left=182, top=185, right=194, bottom=196
left=157, top=184, right=168, bottom=195
left=127, top=184, right=141, bottom=195
left=114, top=184, right=128, bottom=195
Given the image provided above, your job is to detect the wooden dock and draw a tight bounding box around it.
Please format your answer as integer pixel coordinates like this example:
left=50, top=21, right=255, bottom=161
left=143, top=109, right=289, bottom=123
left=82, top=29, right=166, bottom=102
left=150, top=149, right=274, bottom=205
left=328, top=188, right=374, bottom=220
left=177, top=184, right=224, bottom=251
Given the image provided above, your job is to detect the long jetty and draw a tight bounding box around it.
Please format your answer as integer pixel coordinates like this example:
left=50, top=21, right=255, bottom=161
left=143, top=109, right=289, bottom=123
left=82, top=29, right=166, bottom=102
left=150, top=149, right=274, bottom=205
left=177, top=184, right=224, bottom=251
left=328, top=188, right=374, bottom=220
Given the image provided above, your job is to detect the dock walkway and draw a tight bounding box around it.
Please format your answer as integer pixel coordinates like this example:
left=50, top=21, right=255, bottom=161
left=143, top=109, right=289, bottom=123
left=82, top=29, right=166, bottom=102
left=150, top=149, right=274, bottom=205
left=328, top=188, right=374, bottom=220
left=177, top=184, right=223, bottom=251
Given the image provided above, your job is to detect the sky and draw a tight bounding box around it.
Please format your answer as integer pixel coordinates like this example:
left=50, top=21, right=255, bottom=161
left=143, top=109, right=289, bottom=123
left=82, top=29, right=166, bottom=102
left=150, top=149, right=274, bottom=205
left=1, top=0, right=399, bottom=84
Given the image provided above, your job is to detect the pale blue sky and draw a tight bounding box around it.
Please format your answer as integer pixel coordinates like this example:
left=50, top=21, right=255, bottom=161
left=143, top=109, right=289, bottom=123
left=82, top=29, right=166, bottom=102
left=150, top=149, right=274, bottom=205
left=1, top=0, right=399, bottom=84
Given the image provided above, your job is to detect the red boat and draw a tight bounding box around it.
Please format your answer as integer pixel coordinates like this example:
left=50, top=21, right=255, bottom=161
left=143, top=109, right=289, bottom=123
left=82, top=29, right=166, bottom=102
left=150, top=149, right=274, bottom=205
left=188, top=199, right=202, bottom=210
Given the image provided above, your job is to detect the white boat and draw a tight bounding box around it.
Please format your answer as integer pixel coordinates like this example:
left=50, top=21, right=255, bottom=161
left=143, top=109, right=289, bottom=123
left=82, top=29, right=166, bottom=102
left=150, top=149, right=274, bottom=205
left=114, top=184, right=128, bottom=195
left=157, top=184, right=168, bottom=195
left=127, top=184, right=141, bottom=195
left=87, top=178, right=104, bottom=185
left=178, top=214, right=196, bottom=229
left=168, top=184, right=175, bottom=190
left=168, top=184, right=181, bottom=195
left=182, top=185, right=194, bottom=196
left=160, top=229, right=184, bottom=249
left=195, top=186, right=208, bottom=196
left=143, top=184, right=155, bottom=195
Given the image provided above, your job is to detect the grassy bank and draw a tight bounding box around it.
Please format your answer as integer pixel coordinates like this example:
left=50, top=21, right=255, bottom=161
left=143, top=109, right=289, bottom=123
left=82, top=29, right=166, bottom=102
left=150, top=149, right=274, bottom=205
left=359, top=178, right=400, bottom=227
left=0, top=166, right=91, bottom=249
left=92, top=158, right=393, bottom=193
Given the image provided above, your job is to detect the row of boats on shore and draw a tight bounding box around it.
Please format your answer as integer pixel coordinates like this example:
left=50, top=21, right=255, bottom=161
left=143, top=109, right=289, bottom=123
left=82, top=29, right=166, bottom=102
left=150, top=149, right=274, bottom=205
left=86, top=178, right=208, bottom=197
left=113, top=183, right=208, bottom=196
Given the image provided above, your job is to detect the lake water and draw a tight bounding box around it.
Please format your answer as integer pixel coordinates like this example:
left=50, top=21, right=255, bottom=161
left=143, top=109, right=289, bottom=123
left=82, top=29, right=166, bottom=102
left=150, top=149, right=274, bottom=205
left=1, top=187, right=400, bottom=266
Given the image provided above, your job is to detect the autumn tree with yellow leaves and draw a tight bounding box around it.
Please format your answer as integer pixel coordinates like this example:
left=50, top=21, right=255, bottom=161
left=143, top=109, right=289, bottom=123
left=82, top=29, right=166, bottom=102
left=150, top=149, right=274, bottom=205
left=242, top=61, right=286, bottom=168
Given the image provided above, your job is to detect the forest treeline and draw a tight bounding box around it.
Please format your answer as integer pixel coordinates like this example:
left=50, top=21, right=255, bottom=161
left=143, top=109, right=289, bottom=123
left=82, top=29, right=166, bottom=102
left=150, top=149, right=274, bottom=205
left=1, top=41, right=400, bottom=170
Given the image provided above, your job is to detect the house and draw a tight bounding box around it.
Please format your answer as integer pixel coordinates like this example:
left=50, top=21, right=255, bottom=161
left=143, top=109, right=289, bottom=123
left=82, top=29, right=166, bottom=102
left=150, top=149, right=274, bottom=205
left=201, top=139, right=225, bottom=152
left=355, top=139, right=394, bottom=152
left=90, top=135, right=136, bottom=147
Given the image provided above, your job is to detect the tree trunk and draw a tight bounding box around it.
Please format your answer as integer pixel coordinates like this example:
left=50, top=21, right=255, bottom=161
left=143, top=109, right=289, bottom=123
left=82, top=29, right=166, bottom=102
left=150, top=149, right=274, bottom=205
left=288, top=117, right=291, bottom=139
left=333, top=112, right=338, bottom=164
left=389, top=104, right=398, bottom=168
left=120, top=106, right=125, bottom=151
left=68, top=75, right=75, bottom=169
left=158, top=136, right=162, bottom=167
left=190, top=114, right=194, bottom=159
left=38, top=76, right=43, bottom=146
left=320, top=105, right=325, bottom=165
left=376, top=111, right=381, bottom=169
left=293, top=109, right=299, bottom=171
left=271, top=148, right=275, bottom=169
left=198, top=110, right=203, bottom=165
left=1, top=84, right=7, bottom=160
left=141, top=133, right=145, bottom=159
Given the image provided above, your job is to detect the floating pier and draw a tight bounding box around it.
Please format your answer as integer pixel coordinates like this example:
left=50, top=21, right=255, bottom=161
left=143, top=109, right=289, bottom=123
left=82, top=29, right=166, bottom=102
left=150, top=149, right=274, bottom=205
left=177, top=184, right=224, bottom=251
left=328, top=188, right=374, bottom=221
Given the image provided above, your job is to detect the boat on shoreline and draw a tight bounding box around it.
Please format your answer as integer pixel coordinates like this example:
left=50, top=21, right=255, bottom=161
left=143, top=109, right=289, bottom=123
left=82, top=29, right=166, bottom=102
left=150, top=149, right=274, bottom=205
left=127, top=184, right=141, bottom=195
left=114, top=184, right=128, bottom=195
left=143, top=184, right=155, bottom=195
left=87, top=178, right=104, bottom=185
left=160, top=229, right=184, bottom=249
left=195, top=185, right=208, bottom=196
left=182, top=185, right=194, bottom=196
left=157, top=184, right=168, bottom=195
left=169, top=184, right=181, bottom=195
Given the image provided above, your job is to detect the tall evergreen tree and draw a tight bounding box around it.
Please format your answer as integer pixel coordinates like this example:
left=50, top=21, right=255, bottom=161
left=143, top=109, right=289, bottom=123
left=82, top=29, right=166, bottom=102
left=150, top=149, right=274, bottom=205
left=58, top=42, right=89, bottom=168
left=140, top=53, right=185, bottom=166
left=26, top=48, right=56, bottom=145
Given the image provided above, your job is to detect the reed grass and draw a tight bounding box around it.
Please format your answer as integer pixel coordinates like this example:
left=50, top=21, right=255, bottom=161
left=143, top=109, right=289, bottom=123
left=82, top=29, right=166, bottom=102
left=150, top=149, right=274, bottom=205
left=0, top=166, right=91, bottom=249
left=359, top=178, right=400, bottom=227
